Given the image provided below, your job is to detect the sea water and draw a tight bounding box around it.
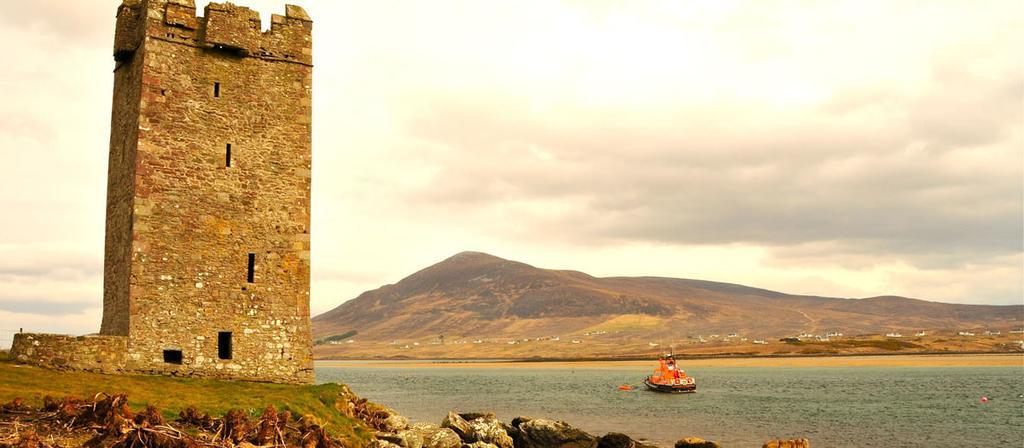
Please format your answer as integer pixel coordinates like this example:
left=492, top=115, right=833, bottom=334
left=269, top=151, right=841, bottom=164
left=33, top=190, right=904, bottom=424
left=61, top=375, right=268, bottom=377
left=316, top=362, right=1024, bottom=447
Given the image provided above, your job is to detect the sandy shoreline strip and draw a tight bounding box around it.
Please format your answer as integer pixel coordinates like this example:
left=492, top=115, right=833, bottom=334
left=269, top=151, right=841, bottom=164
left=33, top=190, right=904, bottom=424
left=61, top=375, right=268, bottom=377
left=317, top=353, right=1024, bottom=369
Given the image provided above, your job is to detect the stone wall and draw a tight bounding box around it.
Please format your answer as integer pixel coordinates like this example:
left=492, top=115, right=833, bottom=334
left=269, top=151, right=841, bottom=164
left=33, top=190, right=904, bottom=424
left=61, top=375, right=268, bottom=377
left=10, top=333, right=129, bottom=374
left=16, top=0, right=315, bottom=385
left=101, top=1, right=147, bottom=337
left=116, top=0, right=313, bottom=384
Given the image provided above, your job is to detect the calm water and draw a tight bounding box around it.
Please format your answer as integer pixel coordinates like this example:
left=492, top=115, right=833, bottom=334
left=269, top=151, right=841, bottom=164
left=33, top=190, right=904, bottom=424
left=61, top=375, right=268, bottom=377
left=316, top=361, right=1024, bottom=447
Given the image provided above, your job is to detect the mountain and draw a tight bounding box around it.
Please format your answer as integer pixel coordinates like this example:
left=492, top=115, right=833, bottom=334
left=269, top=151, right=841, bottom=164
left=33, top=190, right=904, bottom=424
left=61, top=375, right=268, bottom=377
left=312, top=252, right=1023, bottom=355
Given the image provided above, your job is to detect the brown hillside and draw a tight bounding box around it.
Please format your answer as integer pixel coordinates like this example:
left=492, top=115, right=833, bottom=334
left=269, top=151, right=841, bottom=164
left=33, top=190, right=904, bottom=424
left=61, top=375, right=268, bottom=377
left=312, top=252, right=1023, bottom=356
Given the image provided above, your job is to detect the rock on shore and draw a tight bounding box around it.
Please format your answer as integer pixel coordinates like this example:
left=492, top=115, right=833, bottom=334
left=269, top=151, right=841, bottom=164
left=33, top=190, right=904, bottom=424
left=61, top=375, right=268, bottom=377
left=761, top=439, right=810, bottom=448
left=443, top=412, right=514, bottom=448
left=352, top=392, right=803, bottom=448
left=675, top=437, right=721, bottom=448
left=373, top=411, right=660, bottom=448
left=510, top=417, right=598, bottom=448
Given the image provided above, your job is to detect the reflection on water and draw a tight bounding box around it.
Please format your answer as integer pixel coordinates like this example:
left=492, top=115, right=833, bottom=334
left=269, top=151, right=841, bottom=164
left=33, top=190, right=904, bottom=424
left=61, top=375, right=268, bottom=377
left=316, top=362, right=1024, bottom=447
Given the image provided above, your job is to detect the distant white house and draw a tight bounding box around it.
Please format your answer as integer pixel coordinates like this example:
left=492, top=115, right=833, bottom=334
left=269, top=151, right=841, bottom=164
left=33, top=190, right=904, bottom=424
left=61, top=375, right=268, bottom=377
left=957, top=331, right=975, bottom=336
left=728, top=333, right=738, bottom=338
left=826, top=332, right=843, bottom=338
left=649, top=342, right=659, bottom=347
left=753, top=339, right=767, bottom=345
left=571, top=340, right=582, bottom=344
left=984, top=331, right=1001, bottom=336
left=798, top=332, right=813, bottom=338
left=1009, top=329, right=1024, bottom=334
left=815, top=336, right=830, bottom=342
left=885, top=332, right=902, bottom=338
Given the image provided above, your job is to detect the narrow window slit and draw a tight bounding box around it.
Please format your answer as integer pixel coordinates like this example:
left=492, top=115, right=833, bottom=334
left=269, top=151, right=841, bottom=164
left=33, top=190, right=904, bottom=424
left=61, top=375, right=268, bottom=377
left=226, top=143, right=232, bottom=167
left=213, top=82, right=220, bottom=97
left=247, top=253, right=255, bottom=283
left=218, top=332, right=233, bottom=360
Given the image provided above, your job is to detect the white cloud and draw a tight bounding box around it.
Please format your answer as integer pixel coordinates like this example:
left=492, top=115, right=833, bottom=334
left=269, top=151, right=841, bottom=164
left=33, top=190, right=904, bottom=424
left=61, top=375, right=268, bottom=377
left=0, top=1, right=1021, bottom=336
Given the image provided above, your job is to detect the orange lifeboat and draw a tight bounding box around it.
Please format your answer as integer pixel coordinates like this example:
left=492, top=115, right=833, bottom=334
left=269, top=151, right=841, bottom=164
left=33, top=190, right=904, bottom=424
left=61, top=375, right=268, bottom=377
left=643, top=354, right=696, bottom=393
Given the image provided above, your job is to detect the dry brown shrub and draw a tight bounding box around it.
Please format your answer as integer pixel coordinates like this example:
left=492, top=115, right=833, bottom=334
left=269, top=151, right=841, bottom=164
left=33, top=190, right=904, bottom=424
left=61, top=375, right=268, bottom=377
left=176, top=406, right=212, bottom=429
left=40, top=396, right=59, bottom=413
left=134, top=405, right=165, bottom=427
left=7, top=431, right=53, bottom=448
left=351, top=398, right=389, bottom=431
left=87, top=393, right=134, bottom=435
left=254, top=405, right=281, bottom=446
left=50, top=396, right=84, bottom=422
left=214, top=409, right=250, bottom=444
left=297, top=417, right=334, bottom=448
left=0, top=398, right=33, bottom=415
left=3, top=392, right=359, bottom=448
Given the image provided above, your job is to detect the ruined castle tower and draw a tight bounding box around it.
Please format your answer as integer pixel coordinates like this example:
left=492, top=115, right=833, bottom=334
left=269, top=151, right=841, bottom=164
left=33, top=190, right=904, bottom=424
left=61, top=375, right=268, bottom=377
left=11, top=0, right=314, bottom=384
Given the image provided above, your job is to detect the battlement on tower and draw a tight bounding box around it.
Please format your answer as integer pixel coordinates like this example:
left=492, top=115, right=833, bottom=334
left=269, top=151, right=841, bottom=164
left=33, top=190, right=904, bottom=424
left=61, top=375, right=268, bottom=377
left=13, top=0, right=315, bottom=384
left=115, top=0, right=312, bottom=65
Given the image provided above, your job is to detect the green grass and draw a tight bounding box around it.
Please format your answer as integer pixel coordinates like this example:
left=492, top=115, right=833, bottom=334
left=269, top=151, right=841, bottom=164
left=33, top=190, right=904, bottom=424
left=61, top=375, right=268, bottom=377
left=798, top=348, right=839, bottom=355
left=315, top=330, right=359, bottom=346
left=780, top=338, right=924, bottom=352
left=831, top=339, right=924, bottom=351
left=0, top=357, right=373, bottom=445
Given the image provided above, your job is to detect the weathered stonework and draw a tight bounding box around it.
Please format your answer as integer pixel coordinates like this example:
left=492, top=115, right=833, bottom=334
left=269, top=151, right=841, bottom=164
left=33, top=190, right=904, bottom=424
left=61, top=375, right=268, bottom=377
left=10, top=334, right=129, bottom=374
left=11, top=0, right=314, bottom=384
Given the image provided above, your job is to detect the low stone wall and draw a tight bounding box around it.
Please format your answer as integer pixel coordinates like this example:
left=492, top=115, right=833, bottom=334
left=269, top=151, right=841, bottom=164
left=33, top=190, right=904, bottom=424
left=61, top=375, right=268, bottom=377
left=10, top=333, right=129, bottom=374
left=8, top=333, right=311, bottom=383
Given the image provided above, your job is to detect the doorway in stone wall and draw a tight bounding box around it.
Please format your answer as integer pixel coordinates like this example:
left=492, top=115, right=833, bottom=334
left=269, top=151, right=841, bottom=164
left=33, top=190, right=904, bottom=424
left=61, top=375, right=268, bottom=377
left=218, top=331, right=233, bottom=360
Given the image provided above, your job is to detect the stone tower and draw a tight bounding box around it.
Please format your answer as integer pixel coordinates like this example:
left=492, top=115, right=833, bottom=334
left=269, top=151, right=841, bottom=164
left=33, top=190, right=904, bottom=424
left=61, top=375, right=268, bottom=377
left=11, top=0, right=314, bottom=384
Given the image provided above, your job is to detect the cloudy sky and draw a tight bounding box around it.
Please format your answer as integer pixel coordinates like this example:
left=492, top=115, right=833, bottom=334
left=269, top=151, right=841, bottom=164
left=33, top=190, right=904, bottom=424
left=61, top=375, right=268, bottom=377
left=0, top=0, right=1021, bottom=337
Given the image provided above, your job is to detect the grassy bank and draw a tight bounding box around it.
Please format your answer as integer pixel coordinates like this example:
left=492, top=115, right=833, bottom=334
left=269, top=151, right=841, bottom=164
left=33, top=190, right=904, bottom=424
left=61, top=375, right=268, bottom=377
left=0, top=353, right=374, bottom=445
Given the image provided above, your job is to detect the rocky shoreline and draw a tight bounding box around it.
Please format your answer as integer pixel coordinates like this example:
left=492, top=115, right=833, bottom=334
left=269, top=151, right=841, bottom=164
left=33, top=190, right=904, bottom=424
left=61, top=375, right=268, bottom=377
left=349, top=389, right=811, bottom=448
